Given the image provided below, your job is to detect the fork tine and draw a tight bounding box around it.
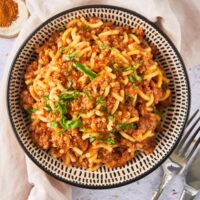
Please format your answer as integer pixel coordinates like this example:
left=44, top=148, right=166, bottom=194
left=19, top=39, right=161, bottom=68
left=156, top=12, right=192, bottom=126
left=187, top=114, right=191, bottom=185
left=176, top=116, right=200, bottom=152
left=180, top=122, right=200, bottom=154
left=186, top=126, right=200, bottom=161
left=186, top=109, right=199, bottom=128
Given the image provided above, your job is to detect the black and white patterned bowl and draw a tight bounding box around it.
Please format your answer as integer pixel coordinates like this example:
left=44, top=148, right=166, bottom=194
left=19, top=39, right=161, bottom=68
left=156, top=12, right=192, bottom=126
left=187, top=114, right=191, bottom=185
left=7, top=5, right=190, bottom=189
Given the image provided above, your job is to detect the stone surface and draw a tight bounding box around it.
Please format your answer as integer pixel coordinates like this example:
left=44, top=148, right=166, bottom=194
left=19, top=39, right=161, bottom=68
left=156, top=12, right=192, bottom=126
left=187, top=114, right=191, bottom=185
left=0, top=37, right=199, bottom=200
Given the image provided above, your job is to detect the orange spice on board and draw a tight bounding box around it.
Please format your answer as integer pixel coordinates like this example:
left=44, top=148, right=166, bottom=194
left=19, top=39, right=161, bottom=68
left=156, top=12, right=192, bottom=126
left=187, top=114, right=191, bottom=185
left=0, top=0, right=18, bottom=27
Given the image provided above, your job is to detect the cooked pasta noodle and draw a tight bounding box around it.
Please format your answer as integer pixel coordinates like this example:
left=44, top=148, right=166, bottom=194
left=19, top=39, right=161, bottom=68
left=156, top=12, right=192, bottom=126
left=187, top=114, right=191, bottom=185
left=20, top=17, right=171, bottom=170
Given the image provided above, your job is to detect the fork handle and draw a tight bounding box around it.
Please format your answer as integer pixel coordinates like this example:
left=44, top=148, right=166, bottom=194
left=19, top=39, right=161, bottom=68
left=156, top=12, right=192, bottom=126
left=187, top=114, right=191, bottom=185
left=179, top=185, right=198, bottom=200
left=152, top=173, right=173, bottom=200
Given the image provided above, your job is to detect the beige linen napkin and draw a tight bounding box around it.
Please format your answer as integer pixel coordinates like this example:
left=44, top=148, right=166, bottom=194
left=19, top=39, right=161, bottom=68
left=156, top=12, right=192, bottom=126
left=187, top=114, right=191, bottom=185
left=0, top=0, right=181, bottom=199
left=169, top=0, right=200, bottom=68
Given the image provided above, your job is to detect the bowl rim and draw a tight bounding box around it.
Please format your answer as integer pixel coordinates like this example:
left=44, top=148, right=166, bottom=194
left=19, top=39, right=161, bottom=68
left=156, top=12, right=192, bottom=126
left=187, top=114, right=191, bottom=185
left=7, top=4, right=191, bottom=189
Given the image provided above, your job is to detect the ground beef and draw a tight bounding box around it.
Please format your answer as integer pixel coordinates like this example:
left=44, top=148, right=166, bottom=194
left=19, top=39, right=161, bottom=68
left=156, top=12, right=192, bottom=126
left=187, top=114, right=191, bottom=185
left=150, top=80, right=163, bottom=104
left=20, top=89, right=35, bottom=110
left=25, top=61, right=38, bottom=79
left=103, top=149, right=133, bottom=168
left=138, top=113, right=161, bottom=132
left=29, top=121, right=51, bottom=149
left=71, top=130, right=89, bottom=152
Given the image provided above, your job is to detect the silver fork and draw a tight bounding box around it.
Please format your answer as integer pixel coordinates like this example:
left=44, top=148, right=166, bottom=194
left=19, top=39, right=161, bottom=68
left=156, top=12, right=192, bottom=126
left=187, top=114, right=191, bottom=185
left=152, top=109, right=200, bottom=200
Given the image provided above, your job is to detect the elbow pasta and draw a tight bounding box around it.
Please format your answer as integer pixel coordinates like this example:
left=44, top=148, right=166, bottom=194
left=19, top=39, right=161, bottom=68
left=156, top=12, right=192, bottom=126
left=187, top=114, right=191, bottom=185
left=20, top=17, right=171, bottom=170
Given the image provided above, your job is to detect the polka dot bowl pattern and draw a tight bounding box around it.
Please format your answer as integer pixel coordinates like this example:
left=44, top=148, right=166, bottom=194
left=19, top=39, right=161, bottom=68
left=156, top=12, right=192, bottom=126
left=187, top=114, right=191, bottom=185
left=7, top=5, right=190, bottom=189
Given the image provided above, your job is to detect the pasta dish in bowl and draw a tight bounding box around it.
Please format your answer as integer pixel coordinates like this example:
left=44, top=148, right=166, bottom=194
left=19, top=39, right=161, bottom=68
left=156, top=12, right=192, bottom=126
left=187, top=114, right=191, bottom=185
left=21, top=17, right=171, bottom=171
left=7, top=5, right=190, bottom=188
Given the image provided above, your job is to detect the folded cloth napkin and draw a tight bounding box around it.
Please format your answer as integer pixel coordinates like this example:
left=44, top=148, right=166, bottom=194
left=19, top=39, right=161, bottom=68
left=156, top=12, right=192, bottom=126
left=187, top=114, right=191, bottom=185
left=0, top=0, right=181, bottom=199
left=168, top=0, right=200, bottom=68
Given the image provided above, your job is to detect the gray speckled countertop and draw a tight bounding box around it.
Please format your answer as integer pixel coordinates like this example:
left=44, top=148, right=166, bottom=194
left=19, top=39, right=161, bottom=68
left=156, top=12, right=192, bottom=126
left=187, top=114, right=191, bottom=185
left=0, top=37, right=199, bottom=200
